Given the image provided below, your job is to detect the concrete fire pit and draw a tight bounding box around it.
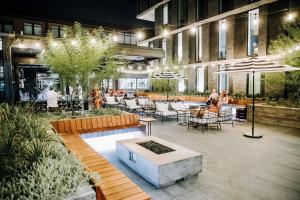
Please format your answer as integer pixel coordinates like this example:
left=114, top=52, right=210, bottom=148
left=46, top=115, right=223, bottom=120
left=116, top=136, right=202, bottom=188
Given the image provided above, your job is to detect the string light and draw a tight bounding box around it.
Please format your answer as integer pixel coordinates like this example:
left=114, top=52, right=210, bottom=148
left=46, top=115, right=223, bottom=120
left=35, top=42, right=40, bottom=48
left=113, top=34, right=119, bottom=42
left=287, top=13, right=295, bottom=21
left=71, top=40, right=78, bottom=46
left=136, top=31, right=144, bottom=40
left=163, top=29, right=169, bottom=37
left=90, top=38, right=96, bottom=44
left=138, top=66, right=142, bottom=70
left=190, top=26, right=196, bottom=34
left=221, top=21, right=227, bottom=30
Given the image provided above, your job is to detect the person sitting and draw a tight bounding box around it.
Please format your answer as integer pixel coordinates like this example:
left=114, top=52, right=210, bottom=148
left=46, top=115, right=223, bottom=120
left=219, top=90, right=229, bottom=105
left=209, top=89, right=219, bottom=100
left=209, top=99, right=219, bottom=113
left=45, top=86, right=61, bottom=112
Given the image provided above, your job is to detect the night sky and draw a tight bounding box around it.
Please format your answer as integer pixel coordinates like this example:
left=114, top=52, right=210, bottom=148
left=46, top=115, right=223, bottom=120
left=1, top=0, right=153, bottom=30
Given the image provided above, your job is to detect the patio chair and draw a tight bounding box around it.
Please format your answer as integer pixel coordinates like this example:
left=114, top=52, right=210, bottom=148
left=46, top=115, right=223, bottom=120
left=105, top=96, right=119, bottom=107
left=188, top=110, right=219, bottom=133
left=125, top=99, right=142, bottom=113
left=137, top=98, right=150, bottom=107
left=155, top=102, right=178, bottom=123
left=116, top=97, right=126, bottom=110
left=218, top=106, right=234, bottom=129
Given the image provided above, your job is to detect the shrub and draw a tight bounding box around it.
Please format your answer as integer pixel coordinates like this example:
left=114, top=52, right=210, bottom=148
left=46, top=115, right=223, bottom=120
left=0, top=105, right=89, bottom=199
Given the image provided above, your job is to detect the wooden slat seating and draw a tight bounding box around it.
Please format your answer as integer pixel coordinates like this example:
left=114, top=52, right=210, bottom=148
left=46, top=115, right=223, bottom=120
left=51, top=114, right=150, bottom=200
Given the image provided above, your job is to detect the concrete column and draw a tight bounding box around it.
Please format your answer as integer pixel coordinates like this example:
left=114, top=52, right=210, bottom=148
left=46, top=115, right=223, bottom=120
left=258, top=5, right=268, bottom=56
left=2, top=37, right=14, bottom=103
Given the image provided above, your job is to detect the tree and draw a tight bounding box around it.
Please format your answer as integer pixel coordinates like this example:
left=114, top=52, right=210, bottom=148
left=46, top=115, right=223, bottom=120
left=39, top=22, right=120, bottom=113
left=268, top=19, right=300, bottom=101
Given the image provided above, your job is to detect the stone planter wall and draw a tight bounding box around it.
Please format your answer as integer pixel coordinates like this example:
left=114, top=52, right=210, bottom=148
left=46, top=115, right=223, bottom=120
left=247, top=104, right=300, bottom=129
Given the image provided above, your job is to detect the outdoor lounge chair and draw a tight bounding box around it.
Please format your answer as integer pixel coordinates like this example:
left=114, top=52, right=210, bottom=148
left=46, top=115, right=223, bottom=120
left=218, top=106, right=234, bottom=129
left=188, top=110, right=219, bottom=133
left=105, top=96, right=119, bottom=107
left=137, top=98, right=151, bottom=107
left=125, top=99, right=142, bottom=112
left=155, top=102, right=178, bottom=123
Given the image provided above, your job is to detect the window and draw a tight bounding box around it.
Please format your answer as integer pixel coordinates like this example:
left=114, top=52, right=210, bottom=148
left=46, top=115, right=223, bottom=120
left=149, top=42, right=154, bottom=48
left=248, top=72, right=261, bottom=95
left=219, top=19, right=227, bottom=59
left=196, top=26, right=202, bottom=61
left=0, top=38, right=2, bottom=51
left=119, top=33, right=137, bottom=45
left=197, top=67, right=205, bottom=92
left=0, top=20, right=13, bottom=33
left=24, top=23, right=42, bottom=36
left=0, top=80, right=4, bottom=91
left=119, top=78, right=137, bottom=90
left=197, top=0, right=208, bottom=20
left=0, top=65, right=3, bottom=78
left=51, top=25, right=65, bottom=38
left=177, top=32, right=183, bottom=63
left=137, top=79, right=149, bottom=89
left=219, top=0, right=234, bottom=13
left=178, top=0, right=188, bottom=27
left=248, top=9, right=259, bottom=55
left=162, top=39, right=167, bottom=65
left=102, top=79, right=113, bottom=89
left=219, top=73, right=228, bottom=92
left=178, top=69, right=185, bottom=92
left=162, top=3, right=168, bottom=25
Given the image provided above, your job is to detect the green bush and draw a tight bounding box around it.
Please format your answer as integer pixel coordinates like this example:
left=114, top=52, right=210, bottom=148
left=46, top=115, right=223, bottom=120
left=0, top=105, right=89, bottom=199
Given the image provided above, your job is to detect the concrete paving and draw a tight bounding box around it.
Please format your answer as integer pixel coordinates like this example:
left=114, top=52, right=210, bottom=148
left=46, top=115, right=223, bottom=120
left=86, top=120, right=300, bottom=200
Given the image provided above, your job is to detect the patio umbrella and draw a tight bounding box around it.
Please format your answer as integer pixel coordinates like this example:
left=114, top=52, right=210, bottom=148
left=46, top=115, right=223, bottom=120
left=217, top=57, right=300, bottom=139
left=151, top=71, right=185, bottom=101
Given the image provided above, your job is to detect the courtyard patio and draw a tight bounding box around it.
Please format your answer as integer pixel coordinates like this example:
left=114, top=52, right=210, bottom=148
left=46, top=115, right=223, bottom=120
left=85, top=120, right=300, bottom=200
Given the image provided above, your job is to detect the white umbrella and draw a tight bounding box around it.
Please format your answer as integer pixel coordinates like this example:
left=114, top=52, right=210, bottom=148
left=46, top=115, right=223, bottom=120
left=217, top=57, right=300, bottom=138
left=151, top=71, right=185, bottom=101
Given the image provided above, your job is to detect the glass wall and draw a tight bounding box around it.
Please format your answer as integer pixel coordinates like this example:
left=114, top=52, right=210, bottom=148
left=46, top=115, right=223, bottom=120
left=0, top=19, right=13, bottom=33
left=218, top=65, right=228, bottom=92
left=51, top=25, right=65, bottom=38
left=248, top=9, right=259, bottom=55
left=118, top=33, right=137, bottom=45
left=119, top=78, right=148, bottom=90
left=196, top=26, right=202, bottom=62
left=218, top=19, right=227, bottom=59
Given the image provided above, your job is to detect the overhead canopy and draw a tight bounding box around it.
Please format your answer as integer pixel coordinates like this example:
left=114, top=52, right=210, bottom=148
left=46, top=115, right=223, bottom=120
left=217, top=57, right=299, bottom=73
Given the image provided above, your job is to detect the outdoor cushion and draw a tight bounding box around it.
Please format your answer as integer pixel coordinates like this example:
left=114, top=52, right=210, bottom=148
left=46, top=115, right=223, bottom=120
left=106, top=97, right=118, bottom=105
left=125, top=99, right=141, bottom=109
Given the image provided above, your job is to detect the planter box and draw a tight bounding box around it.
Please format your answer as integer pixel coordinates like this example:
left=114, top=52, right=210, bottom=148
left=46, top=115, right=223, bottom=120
left=116, top=136, right=202, bottom=188
left=247, top=104, right=300, bottom=129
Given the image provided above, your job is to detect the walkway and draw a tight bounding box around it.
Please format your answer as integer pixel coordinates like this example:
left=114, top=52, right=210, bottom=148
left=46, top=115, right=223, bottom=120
left=85, top=121, right=300, bottom=200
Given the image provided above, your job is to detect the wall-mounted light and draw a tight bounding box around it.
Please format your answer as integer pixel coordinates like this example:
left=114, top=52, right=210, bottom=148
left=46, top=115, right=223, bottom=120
left=113, top=34, right=119, bottom=42
left=287, top=13, right=295, bottom=21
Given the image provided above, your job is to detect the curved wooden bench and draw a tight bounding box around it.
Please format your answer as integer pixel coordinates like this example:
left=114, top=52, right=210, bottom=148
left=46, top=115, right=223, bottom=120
left=51, top=114, right=150, bottom=200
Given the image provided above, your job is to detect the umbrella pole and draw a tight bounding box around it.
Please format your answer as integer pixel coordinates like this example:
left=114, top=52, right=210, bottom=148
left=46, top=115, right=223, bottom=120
left=243, top=71, right=263, bottom=139
left=167, top=79, right=169, bottom=102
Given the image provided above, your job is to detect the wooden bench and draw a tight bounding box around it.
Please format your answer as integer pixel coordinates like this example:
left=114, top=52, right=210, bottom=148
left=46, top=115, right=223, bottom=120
left=51, top=114, right=150, bottom=200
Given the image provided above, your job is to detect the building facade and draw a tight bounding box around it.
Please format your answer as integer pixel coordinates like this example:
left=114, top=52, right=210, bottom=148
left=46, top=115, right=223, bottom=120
left=136, top=0, right=300, bottom=95
left=0, top=16, right=164, bottom=103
